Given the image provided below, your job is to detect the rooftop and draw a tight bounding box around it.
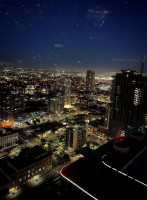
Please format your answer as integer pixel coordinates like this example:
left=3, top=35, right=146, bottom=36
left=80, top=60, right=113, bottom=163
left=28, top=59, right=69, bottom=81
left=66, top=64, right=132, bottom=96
left=61, top=137, right=147, bottom=200
left=9, top=146, right=52, bottom=171
left=123, top=146, right=147, bottom=184
left=0, top=129, right=18, bottom=137
left=0, top=146, right=52, bottom=178
left=0, top=157, right=16, bottom=179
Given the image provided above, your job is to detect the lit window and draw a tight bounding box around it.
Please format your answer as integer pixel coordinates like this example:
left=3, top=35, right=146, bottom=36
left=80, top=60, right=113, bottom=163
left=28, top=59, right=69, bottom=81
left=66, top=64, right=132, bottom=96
left=134, top=88, right=142, bottom=106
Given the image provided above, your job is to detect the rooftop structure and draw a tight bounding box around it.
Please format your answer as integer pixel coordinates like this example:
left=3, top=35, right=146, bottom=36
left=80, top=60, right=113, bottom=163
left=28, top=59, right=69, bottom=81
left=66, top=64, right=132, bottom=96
left=61, top=134, right=147, bottom=200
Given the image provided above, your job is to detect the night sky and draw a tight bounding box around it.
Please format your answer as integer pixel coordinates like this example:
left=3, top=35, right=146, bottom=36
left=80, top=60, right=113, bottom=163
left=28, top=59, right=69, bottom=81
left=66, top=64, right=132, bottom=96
left=0, top=0, right=147, bottom=72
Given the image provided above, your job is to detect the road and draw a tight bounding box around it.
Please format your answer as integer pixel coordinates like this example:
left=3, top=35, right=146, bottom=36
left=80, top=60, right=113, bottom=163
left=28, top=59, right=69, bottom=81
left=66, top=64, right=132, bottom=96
left=3, top=171, right=60, bottom=200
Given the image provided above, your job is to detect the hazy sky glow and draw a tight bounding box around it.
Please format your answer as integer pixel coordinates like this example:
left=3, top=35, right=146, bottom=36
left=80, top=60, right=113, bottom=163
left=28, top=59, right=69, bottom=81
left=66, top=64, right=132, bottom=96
left=0, top=0, right=147, bottom=72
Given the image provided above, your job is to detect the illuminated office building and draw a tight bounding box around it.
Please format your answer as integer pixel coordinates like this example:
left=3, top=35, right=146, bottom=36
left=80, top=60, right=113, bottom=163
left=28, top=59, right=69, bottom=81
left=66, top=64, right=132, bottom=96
left=25, top=84, right=36, bottom=94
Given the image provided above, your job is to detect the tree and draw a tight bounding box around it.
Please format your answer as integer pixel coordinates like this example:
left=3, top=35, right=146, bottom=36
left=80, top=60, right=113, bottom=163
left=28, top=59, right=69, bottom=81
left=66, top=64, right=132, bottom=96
left=41, top=138, right=46, bottom=145
left=62, top=153, right=70, bottom=161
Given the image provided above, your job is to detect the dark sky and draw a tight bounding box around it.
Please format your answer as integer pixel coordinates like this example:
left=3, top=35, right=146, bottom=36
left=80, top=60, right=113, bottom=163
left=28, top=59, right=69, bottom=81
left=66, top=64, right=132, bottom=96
left=0, top=0, right=147, bottom=72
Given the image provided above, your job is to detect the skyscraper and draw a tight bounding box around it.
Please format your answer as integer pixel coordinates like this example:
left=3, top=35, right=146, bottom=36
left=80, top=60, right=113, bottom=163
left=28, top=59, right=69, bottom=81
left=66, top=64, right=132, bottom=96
left=86, top=70, right=95, bottom=92
left=64, top=79, right=71, bottom=106
left=0, top=91, right=25, bottom=128
left=48, top=93, right=64, bottom=114
left=108, top=69, right=147, bottom=138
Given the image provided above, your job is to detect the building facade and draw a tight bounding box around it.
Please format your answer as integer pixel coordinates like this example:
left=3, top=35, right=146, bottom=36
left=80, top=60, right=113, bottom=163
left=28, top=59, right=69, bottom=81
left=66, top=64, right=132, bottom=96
left=0, top=146, right=52, bottom=192
left=65, top=126, right=86, bottom=150
left=48, top=94, right=64, bottom=114
left=108, top=70, right=147, bottom=138
left=64, top=79, right=71, bottom=106
left=0, top=132, right=18, bottom=150
left=0, top=91, right=25, bottom=128
left=86, top=70, right=95, bottom=92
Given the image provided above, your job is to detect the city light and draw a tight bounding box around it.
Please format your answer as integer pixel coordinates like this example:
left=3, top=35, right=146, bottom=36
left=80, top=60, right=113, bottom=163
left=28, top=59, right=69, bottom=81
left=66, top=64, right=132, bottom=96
left=0, top=0, right=146, bottom=199
left=64, top=105, right=74, bottom=109
left=0, top=119, right=14, bottom=128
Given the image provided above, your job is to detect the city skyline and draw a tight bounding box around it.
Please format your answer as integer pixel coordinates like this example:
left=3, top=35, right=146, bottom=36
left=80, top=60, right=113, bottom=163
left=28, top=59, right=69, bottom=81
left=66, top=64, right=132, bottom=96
left=0, top=0, right=147, bottom=73
left=0, top=57, right=147, bottom=199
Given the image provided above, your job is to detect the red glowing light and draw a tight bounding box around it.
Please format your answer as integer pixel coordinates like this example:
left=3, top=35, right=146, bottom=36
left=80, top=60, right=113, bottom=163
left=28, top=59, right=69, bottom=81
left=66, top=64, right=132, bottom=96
left=115, top=135, right=126, bottom=141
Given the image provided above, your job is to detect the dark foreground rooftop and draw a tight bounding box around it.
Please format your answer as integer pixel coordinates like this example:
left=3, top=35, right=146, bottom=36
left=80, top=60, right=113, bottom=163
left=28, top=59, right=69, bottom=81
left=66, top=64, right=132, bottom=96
left=123, top=146, right=147, bottom=184
left=61, top=141, right=147, bottom=200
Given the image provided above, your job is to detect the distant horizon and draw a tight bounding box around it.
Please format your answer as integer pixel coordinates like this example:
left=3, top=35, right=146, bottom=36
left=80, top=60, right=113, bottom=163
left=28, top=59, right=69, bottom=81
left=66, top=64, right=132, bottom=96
left=2, top=63, right=147, bottom=75
left=0, top=0, right=147, bottom=73
left=0, top=57, right=146, bottom=74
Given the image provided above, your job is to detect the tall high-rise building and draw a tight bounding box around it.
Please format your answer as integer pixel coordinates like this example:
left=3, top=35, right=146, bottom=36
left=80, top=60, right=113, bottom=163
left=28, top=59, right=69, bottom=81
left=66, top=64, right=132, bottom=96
left=64, top=79, right=71, bottom=106
left=0, top=91, right=25, bottom=128
left=108, top=69, right=147, bottom=138
left=65, top=125, right=86, bottom=151
left=86, top=70, right=95, bottom=92
left=48, top=93, right=64, bottom=114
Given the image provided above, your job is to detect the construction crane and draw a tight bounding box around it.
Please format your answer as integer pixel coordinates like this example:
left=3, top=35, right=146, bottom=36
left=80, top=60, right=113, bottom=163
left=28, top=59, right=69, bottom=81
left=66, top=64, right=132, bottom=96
left=112, top=55, right=147, bottom=74
left=140, top=55, right=146, bottom=74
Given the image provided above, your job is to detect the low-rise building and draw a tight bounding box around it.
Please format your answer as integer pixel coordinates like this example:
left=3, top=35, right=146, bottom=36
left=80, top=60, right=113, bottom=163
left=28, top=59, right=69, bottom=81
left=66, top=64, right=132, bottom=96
left=0, top=131, right=18, bottom=150
left=0, top=146, right=52, bottom=193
